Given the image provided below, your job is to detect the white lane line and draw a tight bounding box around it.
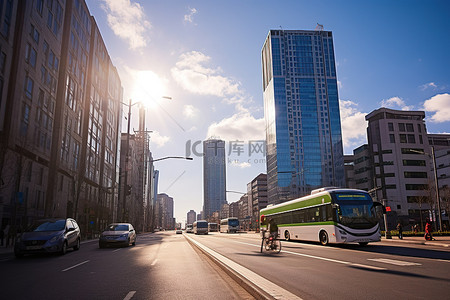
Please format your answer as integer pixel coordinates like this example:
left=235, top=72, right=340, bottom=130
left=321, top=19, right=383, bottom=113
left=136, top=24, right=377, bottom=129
left=235, top=241, right=387, bottom=271
left=123, top=291, right=136, bottom=300
left=62, top=260, right=90, bottom=272
left=368, top=258, right=421, bottom=266
left=151, top=259, right=158, bottom=266
left=438, top=259, right=450, bottom=263
left=112, top=248, right=121, bottom=253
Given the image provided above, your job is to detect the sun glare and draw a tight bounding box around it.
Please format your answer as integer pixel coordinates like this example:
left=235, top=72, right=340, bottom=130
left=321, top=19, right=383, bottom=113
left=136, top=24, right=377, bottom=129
left=131, top=71, right=166, bottom=109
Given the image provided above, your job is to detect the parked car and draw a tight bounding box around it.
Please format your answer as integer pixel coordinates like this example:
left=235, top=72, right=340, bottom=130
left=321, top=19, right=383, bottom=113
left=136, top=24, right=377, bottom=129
left=14, top=218, right=81, bottom=258
left=176, top=229, right=182, bottom=234
left=99, top=223, right=136, bottom=248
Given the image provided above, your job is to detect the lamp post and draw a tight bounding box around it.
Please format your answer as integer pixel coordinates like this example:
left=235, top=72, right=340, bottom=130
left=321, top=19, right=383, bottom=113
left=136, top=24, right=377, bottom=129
left=150, top=156, right=193, bottom=163
left=410, top=147, right=443, bottom=232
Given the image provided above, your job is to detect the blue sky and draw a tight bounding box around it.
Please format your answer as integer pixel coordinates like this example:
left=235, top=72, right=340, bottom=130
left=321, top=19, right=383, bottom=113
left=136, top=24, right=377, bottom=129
left=85, top=0, right=450, bottom=224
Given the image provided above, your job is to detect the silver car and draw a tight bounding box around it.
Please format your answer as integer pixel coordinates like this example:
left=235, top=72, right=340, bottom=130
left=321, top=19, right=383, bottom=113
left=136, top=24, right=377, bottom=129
left=99, top=223, right=136, bottom=248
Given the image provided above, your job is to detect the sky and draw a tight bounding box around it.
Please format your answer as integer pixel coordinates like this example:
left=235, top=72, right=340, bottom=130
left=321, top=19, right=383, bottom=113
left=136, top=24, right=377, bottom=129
left=85, top=0, right=450, bottom=225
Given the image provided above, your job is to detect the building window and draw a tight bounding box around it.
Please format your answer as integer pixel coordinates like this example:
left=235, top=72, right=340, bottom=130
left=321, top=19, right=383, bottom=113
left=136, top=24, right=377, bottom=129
left=30, top=24, right=40, bottom=44
left=419, top=135, right=423, bottom=144
left=388, top=122, right=394, bottom=131
left=24, top=76, right=34, bottom=99
left=406, top=184, right=428, bottom=190
left=417, top=124, right=422, bottom=133
left=406, top=123, right=414, bottom=132
left=404, top=172, right=427, bottom=178
left=403, top=160, right=426, bottom=166
left=389, top=134, right=395, bottom=143
left=1, top=0, right=13, bottom=39
left=36, top=0, right=44, bottom=15
left=399, top=134, right=407, bottom=143
left=407, top=134, right=415, bottom=143
left=20, top=103, right=31, bottom=136
left=398, top=123, right=405, bottom=132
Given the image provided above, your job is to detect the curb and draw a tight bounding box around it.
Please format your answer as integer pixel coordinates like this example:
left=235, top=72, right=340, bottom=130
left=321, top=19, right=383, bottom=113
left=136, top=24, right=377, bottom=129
left=184, top=234, right=302, bottom=300
left=381, top=238, right=450, bottom=248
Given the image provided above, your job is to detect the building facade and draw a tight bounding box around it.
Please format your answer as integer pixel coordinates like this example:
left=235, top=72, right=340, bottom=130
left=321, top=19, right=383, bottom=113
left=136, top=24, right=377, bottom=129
left=247, top=173, right=268, bottom=231
left=364, top=108, right=432, bottom=227
left=156, top=193, right=174, bottom=230
left=186, top=209, right=196, bottom=225
left=262, top=27, right=345, bottom=205
left=0, top=0, right=122, bottom=236
left=203, top=139, right=226, bottom=218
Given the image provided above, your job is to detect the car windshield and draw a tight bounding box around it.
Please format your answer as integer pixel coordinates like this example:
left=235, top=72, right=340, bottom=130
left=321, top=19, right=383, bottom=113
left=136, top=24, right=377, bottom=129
left=197, top=222, right=208, bottom=228
left=333, top=193, right=379, bottom=229
left=106, top=224, right=129, bottom=231
left=28, top=220, right=66, bottom=232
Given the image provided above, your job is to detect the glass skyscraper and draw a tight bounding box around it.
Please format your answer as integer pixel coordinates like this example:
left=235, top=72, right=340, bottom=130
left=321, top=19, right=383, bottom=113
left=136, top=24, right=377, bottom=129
left=203, top=139, right=227, bottom=219
left=262, top=28, right=345, bottom=205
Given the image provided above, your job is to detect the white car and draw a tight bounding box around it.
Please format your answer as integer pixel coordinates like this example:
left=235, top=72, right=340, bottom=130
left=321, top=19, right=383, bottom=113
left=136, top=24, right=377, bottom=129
left=99, top=223, right=137, bottom=248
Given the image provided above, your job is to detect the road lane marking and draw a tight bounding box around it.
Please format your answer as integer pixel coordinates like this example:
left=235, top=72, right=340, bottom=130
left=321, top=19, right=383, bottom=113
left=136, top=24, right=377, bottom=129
left=368, top=258, right=421, bottom=266
left=62, top=260, right=90, bottom=272
left=438, top=259, right=450, bottom=263
left=123, top=291, right=136, bottom=300
left=151, top=259, right=158, bottom=266
left=112, top=249, right=121, bottom=252
left=234, top=241, right=387, bottom=271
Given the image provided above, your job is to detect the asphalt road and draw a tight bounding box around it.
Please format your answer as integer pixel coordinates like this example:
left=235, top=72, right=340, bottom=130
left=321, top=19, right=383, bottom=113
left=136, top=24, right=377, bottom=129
left=188, top=232, right=450, bottom=300
left=0, top=232, right=252, bottom=300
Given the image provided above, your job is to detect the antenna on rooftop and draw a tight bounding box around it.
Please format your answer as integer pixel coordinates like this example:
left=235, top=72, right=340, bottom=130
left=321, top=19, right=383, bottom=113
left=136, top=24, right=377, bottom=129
left=315, top=23, right=324, bottom=31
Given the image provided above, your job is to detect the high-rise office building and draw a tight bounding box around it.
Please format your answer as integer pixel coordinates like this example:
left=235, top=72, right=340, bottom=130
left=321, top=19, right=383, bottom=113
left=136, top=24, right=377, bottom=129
left=0, top=1, right=122, bottom=233
left=186, top=209, right=196, bottom=225
left=262, top=27, right=345, bottom=205
left=203, top=139, right=226, bottom=218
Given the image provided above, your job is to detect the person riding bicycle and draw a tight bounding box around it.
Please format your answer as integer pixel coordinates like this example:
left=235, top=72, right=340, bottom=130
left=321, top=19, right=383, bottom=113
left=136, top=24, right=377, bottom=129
left=268, top=218, right=278, bottom=239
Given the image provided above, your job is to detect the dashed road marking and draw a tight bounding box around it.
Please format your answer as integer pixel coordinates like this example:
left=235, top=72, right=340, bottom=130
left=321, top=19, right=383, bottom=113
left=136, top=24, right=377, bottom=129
left=123, top=291, right=136, bottom=300
left=112, top=248, right=121, bottom=252
left=368, top=258, right=421, bottom=266
left=62, top=260, right=90, bottom=272
left=151, top=259, right=158, bottom=266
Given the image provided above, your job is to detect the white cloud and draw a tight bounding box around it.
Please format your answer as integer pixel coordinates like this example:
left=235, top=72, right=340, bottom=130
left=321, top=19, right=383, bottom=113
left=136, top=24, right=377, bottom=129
left=183, top=105, right=199, bottom=119
left=171, top=51, right=241, bottom=98
left=380, top=96, right=414, bottom=111
left=339, top=100, right=368, bottom=149
left=100, top=0, right=151, bottom=50
left=423, top=93, right=450, bottom=123
left=229, top=161, right=251, bottom=169
left=184, top=7, right=197, bottom=24
left=420, top=82, right=438, bottom=91
left=150, top=131, right=170, bottom=147
left=206, top=111, right=265, bottom=142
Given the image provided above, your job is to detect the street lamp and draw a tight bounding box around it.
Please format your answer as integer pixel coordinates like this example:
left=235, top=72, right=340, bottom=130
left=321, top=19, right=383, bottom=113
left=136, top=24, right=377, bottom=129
left=410, top=147, right=443, bottom=232
left=150, top=156, right=193, bottom=163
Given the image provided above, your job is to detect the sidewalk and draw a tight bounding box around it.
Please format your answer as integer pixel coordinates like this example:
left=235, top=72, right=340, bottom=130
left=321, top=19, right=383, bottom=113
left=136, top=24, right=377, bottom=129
left=381, top=235, right=450, bottom=248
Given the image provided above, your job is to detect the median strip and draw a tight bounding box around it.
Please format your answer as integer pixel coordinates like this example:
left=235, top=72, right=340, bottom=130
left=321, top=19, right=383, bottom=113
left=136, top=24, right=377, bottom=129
left=185, top=234, right=302, bottom=300
left=62, top=260, right=90, bottom=272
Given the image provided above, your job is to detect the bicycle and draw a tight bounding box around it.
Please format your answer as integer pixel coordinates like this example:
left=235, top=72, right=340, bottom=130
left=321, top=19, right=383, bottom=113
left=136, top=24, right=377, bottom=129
left=260, top=230, right=281, bottom=254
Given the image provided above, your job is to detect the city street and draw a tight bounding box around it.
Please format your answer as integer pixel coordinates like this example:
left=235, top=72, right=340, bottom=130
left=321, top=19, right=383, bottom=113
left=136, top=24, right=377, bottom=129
left=0, top=232, right=252, bottom=300
left=1, top=231, right=449, bottom=300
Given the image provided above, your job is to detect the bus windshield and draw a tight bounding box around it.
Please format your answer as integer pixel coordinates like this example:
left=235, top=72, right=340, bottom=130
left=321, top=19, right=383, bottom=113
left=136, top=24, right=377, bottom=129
left=229, top=219, right=239, bottom=227
left=332, top=192, right=378, bottom=229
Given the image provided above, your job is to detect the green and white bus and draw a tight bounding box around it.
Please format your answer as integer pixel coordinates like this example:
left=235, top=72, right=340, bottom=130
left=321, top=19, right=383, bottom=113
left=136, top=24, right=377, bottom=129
left=260, top=188, right=384, bottom=246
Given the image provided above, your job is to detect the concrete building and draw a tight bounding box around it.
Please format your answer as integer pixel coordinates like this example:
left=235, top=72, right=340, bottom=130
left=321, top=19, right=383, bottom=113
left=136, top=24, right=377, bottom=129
left=156, top=193, right=174, bottom=230
left=262, top=27, right=344, bottom=205
left=344, top=155, right=355, bottom=189
left=203, top=139, right=226, bottom=219
left=247, top=173, right=268, bottom=231
left=0, top=1, right=122, bottom=236
left=186, top=209, right=196, bottom=225
left=353, top=145, right=372, bottom=191
left=365, top=108, right=432, bottom=227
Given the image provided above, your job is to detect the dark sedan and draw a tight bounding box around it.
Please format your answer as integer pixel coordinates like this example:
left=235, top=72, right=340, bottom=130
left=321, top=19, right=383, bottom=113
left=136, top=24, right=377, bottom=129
left=99, top=223, right=136, bottom=248
left=14, top=218, right=81, bottom=258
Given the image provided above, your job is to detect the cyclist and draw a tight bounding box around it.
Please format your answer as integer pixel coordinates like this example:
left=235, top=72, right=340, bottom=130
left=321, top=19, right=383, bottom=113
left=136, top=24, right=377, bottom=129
left=268, top=218, right=278, bottom=239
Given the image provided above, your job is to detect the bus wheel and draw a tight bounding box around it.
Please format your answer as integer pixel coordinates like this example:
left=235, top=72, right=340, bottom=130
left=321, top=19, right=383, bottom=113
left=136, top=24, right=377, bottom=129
left=319, top=231, right=329, bottom=246
left=284, top=230, right=291, bottom=241
left=359, top=242, right=368, bottom=246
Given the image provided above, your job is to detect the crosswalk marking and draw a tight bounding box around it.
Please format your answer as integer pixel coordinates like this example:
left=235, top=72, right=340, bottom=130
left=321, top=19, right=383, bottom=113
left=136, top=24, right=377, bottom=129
left=368, top=258, right=421, bottom=266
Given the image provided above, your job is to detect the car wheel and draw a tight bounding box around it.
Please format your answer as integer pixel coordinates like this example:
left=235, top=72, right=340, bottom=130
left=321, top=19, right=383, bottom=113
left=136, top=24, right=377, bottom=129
left=319, top=231, right=329, bottom=246
left=73, top=238, right=80, bottom=250
left=132, top=237, right=136, bottom=246
left=284, top=230, right=291, bottom=241
left=60, top=241, right=68, bottom=255
left=99, top=242, right=105, bottom=249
